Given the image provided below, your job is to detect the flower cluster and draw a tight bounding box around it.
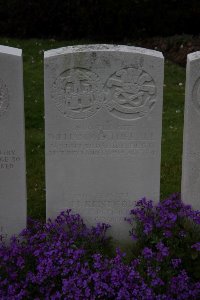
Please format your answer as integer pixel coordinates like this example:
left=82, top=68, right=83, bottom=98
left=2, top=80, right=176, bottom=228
left=0, top=210, right=112, bottom=299
left=0, top=195, right=200, bottom=299
left=126, top=193, right=200, bottom=299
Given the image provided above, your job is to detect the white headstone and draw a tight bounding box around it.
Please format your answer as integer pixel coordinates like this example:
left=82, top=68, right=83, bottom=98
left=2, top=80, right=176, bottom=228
left=0, top=46, right=26, bottom=239
left=182, top=51, right=200, bottom=210
left=45, top=45, right=164, bottom=243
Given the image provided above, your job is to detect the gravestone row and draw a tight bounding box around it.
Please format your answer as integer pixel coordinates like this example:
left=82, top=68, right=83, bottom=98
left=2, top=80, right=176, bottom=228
left=0, top=44, right=199, bottom=243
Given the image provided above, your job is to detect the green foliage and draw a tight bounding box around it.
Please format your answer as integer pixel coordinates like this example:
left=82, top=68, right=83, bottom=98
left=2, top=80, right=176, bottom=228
left=161, top=60, right=185, bottom=198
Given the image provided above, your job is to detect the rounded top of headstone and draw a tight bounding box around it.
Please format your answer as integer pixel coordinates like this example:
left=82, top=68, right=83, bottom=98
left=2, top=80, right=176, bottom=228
left=187, top=51, right=200, bottom=62
left=44, top=44, right=163, bottom=59
left=0, top=45, right=22, bottom=57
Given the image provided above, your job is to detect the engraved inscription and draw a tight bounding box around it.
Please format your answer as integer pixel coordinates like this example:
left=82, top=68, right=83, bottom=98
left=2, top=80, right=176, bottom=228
left=0, top=149, right=21, bottom=169
left=65, top=192, right=131, bottom=224
left=0, top=79, right=9, bottom=117
left=105, top=67, right=156, bottom=120
left=51, top=68, right=104, bottom=119
left=48, top=129, right=156, bottom=157
left=192, top=77, right=200, bottom=114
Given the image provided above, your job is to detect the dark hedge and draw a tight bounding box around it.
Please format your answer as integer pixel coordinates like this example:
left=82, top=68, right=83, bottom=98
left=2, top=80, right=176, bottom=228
left=0, top=0, right=199, bottom=40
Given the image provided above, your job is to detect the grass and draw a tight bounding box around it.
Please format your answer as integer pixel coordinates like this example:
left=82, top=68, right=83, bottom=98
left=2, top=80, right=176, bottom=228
left=0, top=38, right=186, bottom=220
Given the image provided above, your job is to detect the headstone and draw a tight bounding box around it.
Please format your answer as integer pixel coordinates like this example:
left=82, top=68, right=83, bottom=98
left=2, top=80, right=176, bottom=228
left=182, top=51, right=200, bottom=210
left=45, top=45, right=164, bottom=243
left=0, top=46, right=26, bottom=239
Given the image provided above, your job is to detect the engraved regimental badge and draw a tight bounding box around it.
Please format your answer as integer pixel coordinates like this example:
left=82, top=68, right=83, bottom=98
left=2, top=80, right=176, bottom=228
left=0, top=79, right=9, bottom=117
left=51, top=68, right=104, bottom=119
left=105, top=67, right=156, bottom=120
left=192, top=77, right=200, bottom=114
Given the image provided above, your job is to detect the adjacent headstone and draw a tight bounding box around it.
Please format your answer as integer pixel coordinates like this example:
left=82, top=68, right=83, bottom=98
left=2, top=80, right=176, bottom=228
left=45, top=45, right=164, bottom=243
left=0, top=46, right=26, bottom=239
left=182, top=52, right=200, bottom=210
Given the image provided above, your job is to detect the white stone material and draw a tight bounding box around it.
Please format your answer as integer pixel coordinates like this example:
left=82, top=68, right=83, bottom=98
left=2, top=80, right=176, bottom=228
left=182, top=51, right=200, bottom=210
left=45, top=44, right=164, bottom=243
left=0, top=46, right=26, bottom=238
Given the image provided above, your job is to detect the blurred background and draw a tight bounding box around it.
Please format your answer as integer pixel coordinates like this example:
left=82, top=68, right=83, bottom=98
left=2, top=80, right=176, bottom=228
left=1, top=0, right=199, bottom=40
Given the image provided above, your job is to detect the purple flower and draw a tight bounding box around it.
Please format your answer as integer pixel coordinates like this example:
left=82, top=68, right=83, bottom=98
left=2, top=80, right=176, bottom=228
left=191, top=242, right=200, bottom=251
left=171, top=258, right=182, bottom=268
left=142, top=247, right=154, bottom=259
left=156, top=242, right=169, bottom=261
left=179, top=230, right=186, bottom=238
left=163, top=230, right=172, bottom=238
left=0, top=195, right=200, bottom=299
left=151, top=277, right=164, bottom=287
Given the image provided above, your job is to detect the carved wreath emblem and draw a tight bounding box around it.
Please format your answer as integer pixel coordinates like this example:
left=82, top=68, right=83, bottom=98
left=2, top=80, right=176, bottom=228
left=51, top=67, right=157, bottom=120
left=51, top=68, right=104, bottom=119
left=0, top=79, right=9, bottom=117
left=105, top=67, right=156, bottom=120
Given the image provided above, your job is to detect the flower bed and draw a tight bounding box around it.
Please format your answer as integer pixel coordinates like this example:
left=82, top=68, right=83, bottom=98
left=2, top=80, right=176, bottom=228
left=0, top=194, right=200, bottom=299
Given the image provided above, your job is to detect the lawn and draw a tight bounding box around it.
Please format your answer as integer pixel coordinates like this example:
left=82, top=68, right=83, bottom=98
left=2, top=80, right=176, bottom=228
left=0, top=38, right=186, bottom=220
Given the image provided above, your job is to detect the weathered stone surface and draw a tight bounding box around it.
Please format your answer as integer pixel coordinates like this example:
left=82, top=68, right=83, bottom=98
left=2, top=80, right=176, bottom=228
left=0, top=46, right=26, bottom=238
left=182, top=51, right=200, bottom=210
left=45, top=44, right=164, bottom=243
